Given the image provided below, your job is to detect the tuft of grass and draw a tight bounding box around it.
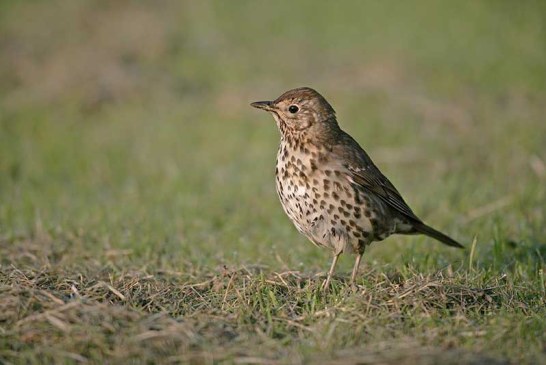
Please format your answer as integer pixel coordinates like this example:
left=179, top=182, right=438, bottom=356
left=0, top=237, right=544, bottom=364
left=0, top=260, right=544, bottom=364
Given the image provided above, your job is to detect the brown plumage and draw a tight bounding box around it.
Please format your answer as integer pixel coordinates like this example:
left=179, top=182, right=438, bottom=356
left=251, top=87, right=463, bottom=289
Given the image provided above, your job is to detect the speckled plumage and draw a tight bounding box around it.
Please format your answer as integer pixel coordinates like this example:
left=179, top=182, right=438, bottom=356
left=251, top=87, right=463, bottom=289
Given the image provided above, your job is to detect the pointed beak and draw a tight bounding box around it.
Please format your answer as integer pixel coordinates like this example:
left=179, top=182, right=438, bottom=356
left=250, top=100, right=274, bottom=112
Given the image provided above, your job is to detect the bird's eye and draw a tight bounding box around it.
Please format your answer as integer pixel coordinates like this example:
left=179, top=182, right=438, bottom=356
left=288, top=105, right=299, bottom=114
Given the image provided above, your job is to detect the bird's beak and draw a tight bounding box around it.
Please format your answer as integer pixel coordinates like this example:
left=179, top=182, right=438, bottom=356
left=250, top=100, right=274, bottom=112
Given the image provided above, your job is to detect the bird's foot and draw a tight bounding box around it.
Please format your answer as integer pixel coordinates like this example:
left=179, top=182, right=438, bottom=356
left=320, top=278, right=331, bottom=292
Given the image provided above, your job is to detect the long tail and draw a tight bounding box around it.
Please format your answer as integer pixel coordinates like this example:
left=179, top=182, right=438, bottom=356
left=413, top=223, right=464, bottom=249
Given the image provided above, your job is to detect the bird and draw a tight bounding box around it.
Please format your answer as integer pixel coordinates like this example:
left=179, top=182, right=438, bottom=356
left=250, top=87, right=463, bottom=290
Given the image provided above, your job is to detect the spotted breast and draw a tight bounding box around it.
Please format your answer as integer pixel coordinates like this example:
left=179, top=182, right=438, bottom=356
left=275, top=137, right=394, bottom=256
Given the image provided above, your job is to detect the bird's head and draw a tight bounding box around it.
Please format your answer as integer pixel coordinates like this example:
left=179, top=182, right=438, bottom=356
left=251, top=87, right=338, bottom=139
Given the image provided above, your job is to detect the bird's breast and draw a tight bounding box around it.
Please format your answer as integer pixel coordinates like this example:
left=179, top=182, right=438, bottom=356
left=274, top=141, right=396, bottom=253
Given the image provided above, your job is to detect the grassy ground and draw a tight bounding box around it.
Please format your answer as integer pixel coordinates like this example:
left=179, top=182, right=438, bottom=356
left=1, top=1, right=545, bottom=364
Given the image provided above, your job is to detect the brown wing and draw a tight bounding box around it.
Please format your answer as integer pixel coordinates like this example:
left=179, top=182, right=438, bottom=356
left=347, top=165, right=422, bottom=222
left=328, top=129, right=463, bottom=248
left=331, top=132, right=423, bottom=224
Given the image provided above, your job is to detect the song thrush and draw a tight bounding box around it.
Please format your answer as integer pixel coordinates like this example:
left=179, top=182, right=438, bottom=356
left=251, top=87, right=463, bottom=289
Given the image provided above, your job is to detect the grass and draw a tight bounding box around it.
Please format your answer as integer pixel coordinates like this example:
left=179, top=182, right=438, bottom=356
left=1, top=0, right=545, bottom=363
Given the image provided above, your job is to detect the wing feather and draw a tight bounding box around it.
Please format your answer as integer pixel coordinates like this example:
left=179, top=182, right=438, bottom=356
left=330, top=133, right=423, bottom=224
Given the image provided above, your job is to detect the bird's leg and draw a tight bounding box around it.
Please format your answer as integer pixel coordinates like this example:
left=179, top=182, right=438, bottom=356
left=350, top=252, right=363, bottom=287
left=322, top=252, right=341, bottom=291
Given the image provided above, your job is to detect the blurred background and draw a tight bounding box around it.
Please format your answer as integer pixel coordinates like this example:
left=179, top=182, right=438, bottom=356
left=1, top=0, right=545, bottom=273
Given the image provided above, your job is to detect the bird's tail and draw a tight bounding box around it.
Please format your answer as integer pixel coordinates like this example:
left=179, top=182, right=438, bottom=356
left=413, top=223, right=464, bottom=249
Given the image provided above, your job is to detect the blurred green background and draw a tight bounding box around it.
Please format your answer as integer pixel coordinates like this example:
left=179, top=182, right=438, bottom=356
left=1, top=0, right=545, bottom=273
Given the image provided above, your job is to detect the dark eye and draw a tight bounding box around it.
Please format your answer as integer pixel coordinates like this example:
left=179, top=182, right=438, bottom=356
left=288, top=105, right=299, bottom=113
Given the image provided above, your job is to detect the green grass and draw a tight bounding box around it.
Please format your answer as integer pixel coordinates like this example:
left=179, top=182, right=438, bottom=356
left=1, top=1, right=545, bottom=364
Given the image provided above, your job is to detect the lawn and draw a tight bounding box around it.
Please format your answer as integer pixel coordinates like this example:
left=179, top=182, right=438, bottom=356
left=1, top=1, right=545, bottom=364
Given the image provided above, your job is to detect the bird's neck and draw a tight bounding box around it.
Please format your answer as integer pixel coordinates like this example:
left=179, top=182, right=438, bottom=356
left=279, top=117, right=341, bottom=149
